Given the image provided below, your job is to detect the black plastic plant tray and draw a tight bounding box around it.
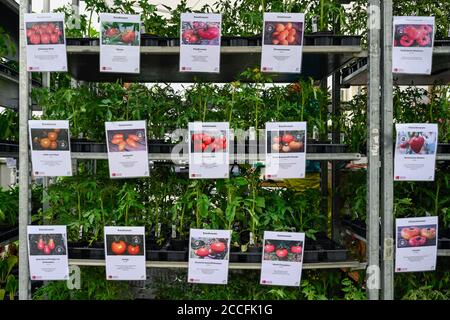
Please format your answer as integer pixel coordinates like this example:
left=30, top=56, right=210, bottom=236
left=438, top=144, right=450, bottom=154
left=68, top=244, right=105, bottom=259
left=0, top=140, right=19, bottom=153
left=165, top=249, right=187, bottom=261
left=342, top=219, right=367, bottom=238
left=438, top=238, right=450, bottom=249
left=0, top=226, right=18, bottom=244
left=66, top=37, right=99, bottom=46
left=316, top=238, right=348, bottom=262
left=70, top=140, right=107, bottom=153
left=435, top=38, right=450, bottom=47
left=303, top=243, right=320, bottom=263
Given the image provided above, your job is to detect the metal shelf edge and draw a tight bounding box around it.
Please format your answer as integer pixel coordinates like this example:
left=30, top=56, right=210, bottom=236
left=68, top=259, right=366, bottom=270
left=70, top=152, right=362, bottom=161
left=66, top=45, right=364, bottom=55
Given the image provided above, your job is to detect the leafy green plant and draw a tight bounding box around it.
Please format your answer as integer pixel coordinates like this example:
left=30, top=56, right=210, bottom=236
left=0, top=245, right=18, bottom=300
left=0, top=186, right=19, bottom=226
left=33, top=266, right=133, bottom=300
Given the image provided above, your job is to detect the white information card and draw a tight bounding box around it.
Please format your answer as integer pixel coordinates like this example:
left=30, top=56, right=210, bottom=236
left=394, top=123, right=438, bottom=181
left=265, top=122, right=306, bottom=179
left=188, top=229, right=231, bottom=284
left=99, top=13, right=141, bottom=73
left=393, top=16, right=435, bottom=74
left=24, top=13, right=67, bottom=72
left=261, top=12, right=305, bottom=73
left=27, top=225, right=69, bottom=280
left=260, top=231, right=305, bottom=287
left=29, top=120, right=72, bottom=177
left=180, top=13, right=221, bottom=73
left=104, top=226, right=146, bottom=280
left=105, top=121, right=150, bottom=178
left=395, top=216, right=438, bottom=273
left=189, top=122, right=229, bottom=179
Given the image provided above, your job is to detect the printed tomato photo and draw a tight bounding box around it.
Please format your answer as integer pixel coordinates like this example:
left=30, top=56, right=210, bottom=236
left=107, top=129, right=147, bottom=152
left=394, top=24, right=434, bottom=48
left=25, top=21, right=65, bottom=46
left=101, top=22, right=140, bottom=46
left=190, top=130, right=227, bottom=153
left=263, top=239, right=303, bottom=262
left=28, top=233, right=67, bottom=256
left=105, top=234, right=144, bottom=256
left=267, top=130, right=305, bottom=154
left=30, top=128, right=70, bottom=151
left=181, top=21, right=221, bottom=46
left=264, top=21, right=303, bottom=46
left=190, top=237, right=229, bottom=260
left=397, top=224, right=437, bottom=248
left=396, top=131, right=436, bottom=155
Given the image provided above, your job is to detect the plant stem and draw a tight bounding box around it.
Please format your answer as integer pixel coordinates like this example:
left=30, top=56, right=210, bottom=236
left=435, top=181, right=440, bottom=217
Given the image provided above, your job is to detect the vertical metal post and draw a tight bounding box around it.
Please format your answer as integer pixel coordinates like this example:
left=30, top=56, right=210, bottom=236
left=381, top=0, right=394, bottom=300
left=331, top=68, right=341, bottom=242
left=367, top=0, right=381, bottom=300
left=41, top=0, right=51, bottom=218
left=320, top=79, right=329, bottom=233
left=19, top=0, right=30, bottom=300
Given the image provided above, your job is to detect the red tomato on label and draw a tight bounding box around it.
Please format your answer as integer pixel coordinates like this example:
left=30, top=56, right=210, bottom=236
left=195, top=247, right=210, bottom=257
left=193, top=143, right=203, bottom=152
left=202, top=135, right=213, bottom=145
left=210, top=241, right=225, bottom=253
left=290, top=245, right=302, bottom=254
left=282, top=134, right=295, bottom=144
left=276, top=248, right=288, bottom=258
left=40, top=33, right=50, bottom=44
left=29, top=33, right=41, bottom=45
left=50, top=33, right=60, bottom=44
left=111, top=240, right=127, bottom=255
left=264, top=244, right=275, bottom=253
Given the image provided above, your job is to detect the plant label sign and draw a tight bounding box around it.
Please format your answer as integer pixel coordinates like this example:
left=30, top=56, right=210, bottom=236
left=189, top=122, right=230, bottom=179
left=27, top=225, right=69, bottom=280
left=6, top=158, right=16, bottom=169
left=394, top=123, right=438, bottom=181
left=261, top=13, right=305, bottom=73
left=24, top=13, right=67, bottom=72
left=392, top=16, right=435, bottom=74
left=265, top=122, right=306, bottom=179
left=105, top=120, right=150, bottom=178
left=180, top=13, right=221, bottom=73
left=188, top=229, right=231, bottom=284
left=29, top=120, right=72, bottom=177
left=99, top=13, right=141, bottom=73
left=395, top=216, right=438, bottom=272
left=104, top=226, right=146, bottom=280
left=260, top=231, right=305, bottom=287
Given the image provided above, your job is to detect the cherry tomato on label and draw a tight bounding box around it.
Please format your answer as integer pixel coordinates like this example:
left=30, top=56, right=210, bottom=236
left=47, top=132, right=58, bottom=141
left=48, top=239, right=55, bottom=250
left=127, top=244, right=140, bottom=255
left=37, top=239, right=45, bottom=251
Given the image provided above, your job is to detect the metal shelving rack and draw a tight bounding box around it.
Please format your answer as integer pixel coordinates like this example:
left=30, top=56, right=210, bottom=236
left=16, top=0, right=449, bottom=301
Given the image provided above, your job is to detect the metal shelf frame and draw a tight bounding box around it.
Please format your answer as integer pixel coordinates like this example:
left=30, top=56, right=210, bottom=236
left=14, top=0, right=379, bottom=301
left=17, top=0, right=448, bottom=301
